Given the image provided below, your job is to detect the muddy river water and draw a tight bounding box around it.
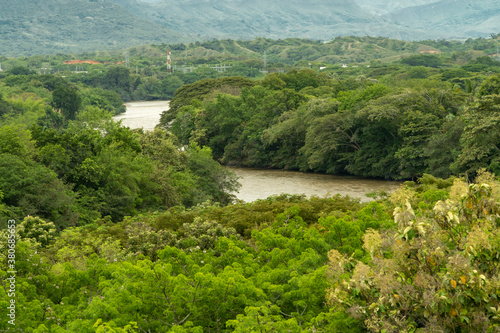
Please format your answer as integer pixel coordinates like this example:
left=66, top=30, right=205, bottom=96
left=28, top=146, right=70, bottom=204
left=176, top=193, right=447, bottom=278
left=114, top=101, right=401, bottom=202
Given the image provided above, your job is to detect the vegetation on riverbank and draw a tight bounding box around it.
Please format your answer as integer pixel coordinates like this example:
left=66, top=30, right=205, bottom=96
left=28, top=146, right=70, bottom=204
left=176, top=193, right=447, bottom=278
left=1, top=35, right=500, bottom=332
left=0, top=72, right=239, bottom=231
left=3, top=167, right=500, bottom=332
left=161, top=68, right=500, bottom=181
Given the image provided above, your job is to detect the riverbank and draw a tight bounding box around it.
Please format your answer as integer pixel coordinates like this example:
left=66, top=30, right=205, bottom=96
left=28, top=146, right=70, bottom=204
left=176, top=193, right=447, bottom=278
left=115, top=101, right=401, bottom=202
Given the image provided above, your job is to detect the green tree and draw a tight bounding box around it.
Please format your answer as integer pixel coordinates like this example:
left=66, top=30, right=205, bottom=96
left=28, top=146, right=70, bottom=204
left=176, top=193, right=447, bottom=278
left=160, top=75, right=185, bottom=99
left=185, top=144, right=240, bottom=205
left=0, top=154, right=78, bottom=228
left=454, top=95, right=500, bottom=176
left=327, top=174, right=500, bottom=332
left=425, top=114, right=464, bottom=178
left=401, top=54, right=443, bottom=68
left=18, top=216, right=57, bottom=248
left=0, top=125, right=35, bottom=158
left=477, top=74, right=500, bottom=97
left=105, top=66, right=131, bottom=91
left=301, top=111, right=357, bottom=174
left=7, top=66, right=36, bottom=76
left=0, top=92, right=13, bottom=117
left=51, top=85, right=82, bottom=121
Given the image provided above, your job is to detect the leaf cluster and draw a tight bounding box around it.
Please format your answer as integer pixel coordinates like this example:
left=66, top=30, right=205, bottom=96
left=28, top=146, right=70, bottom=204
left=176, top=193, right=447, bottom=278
left=327, top=172, right=500, bottom=332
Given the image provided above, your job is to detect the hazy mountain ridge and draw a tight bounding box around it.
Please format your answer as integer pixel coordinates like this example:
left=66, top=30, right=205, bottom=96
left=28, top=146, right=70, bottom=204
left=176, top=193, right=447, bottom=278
left=0, top=0, right=498, bottom=56
left=109, top=0, right=435, bottom=41
left=0, top=0, right=186, bottom=56
left=109, top=0, right=498, bottom=41
left=354, top=0, right=441, bottom=16
left=389, top=0, right=500, bottom=38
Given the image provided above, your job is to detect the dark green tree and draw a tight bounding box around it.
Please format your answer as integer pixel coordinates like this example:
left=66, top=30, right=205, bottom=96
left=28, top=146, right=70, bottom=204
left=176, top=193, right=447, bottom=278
left=7, top=66, right=36, bottom=76
left=51, top=85, right=82, bottom=121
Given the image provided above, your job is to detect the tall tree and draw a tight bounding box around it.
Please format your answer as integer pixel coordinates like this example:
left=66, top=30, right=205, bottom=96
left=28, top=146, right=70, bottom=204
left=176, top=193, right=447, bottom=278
left=51, top=85, right=82, bottom=121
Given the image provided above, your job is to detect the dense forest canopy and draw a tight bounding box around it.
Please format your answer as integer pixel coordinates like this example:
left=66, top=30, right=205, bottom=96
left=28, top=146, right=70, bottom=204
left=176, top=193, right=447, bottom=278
left=161, top=65, right=500, bottom=181
left=1, top=35, right=499, bottom=101
left=1, top=35, right=500, bottom=332
left=0, top=71, right=239, bottom=231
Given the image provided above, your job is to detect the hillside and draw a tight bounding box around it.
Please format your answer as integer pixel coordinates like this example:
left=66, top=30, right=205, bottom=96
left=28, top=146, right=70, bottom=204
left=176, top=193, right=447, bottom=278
left=354, top=0, right=440, bottom=15
left=109, top=0, right=432, bottom=41
left=389, top=0, right=500, bottom=39
left=3, top=35, right=499, bottom=78
left=150, top=36, right=457, bottom=67
left=1, top=0, right=498, bottom=56
left=0, top=0, right=185, bottom=56
left=109, top=0, right=498, bottom=41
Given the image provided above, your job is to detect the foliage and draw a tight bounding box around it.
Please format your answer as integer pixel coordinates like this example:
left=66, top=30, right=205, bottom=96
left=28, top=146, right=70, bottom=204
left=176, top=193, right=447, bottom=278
left=401, top=54, right=443, bottom=68
left=1, top=194, right=384, bottom=332
left=2, top=33, right=500, bottom=333
left=18, top=216, right=57, bottom=248
left=327, top=172, right=500, bottom=332
left=51, top=85, right=82, bottom=121
left=0, top=153, right=78, bottom=229
left=454, top=94, right=500, bottom=176
left=0, top=71, right=241, bottom=229
left=164, top=68, right=484, bottom=181
left=162, top=76, right=255, bottom=118
left=4, top=157, right=500, bottom=332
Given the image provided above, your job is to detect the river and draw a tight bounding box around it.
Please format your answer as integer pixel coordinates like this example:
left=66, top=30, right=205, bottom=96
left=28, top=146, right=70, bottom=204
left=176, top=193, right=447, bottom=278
left=114, top=101, right=401, bottom=202
left=230, top=167, right=399, bottom=202
left=114, top=101, right=169, bottom=131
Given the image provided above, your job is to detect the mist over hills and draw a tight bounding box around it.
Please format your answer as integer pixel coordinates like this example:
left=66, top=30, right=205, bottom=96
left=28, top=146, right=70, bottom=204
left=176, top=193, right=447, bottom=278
left=110, top=0, right=498, bottom=41
left=389, top=0, right=500, bottom=39
left=0, top=0, right=186, bottom=55
left=0, top=0, right=498, bottom=55
left=111, top=0, right=383, bottom=40
left=354, top=0, right=441, bottom=16
left=109, top=0, right=433, bottom=40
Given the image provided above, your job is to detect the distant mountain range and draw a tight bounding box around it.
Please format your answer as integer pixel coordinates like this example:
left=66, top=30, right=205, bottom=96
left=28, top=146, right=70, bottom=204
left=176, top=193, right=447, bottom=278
left=389, top=0, right=500, bottom=39
left=354, top=0, right=443, bottom=16
left=0, top=0, right=185, bottom=56
left=0, top=0, right=498, bottom=56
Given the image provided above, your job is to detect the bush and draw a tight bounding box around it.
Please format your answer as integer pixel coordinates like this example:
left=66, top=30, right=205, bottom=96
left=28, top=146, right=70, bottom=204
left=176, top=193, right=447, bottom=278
left=327, top=172, right=500, bottom=332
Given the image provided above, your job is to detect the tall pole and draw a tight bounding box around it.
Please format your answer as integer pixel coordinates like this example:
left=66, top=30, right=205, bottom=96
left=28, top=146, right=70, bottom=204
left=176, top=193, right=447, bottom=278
left=167, top=50, right=172, bottom=74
